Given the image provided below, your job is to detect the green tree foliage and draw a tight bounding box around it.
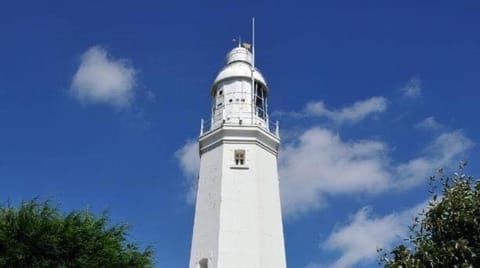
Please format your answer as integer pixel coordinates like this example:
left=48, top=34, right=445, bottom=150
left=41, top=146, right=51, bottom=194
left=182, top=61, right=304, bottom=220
left=0, top=199, right=153, bottom=267
left=379, top=162, right=480, bottom=267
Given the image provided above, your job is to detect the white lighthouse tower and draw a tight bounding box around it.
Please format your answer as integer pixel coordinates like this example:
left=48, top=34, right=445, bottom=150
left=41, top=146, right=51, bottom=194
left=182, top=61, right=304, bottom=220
left=188, top=39, right=287, bottom=268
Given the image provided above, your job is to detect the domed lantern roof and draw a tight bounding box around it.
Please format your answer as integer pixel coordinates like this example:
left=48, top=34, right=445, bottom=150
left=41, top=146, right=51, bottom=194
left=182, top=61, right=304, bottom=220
left=210, top=47, right=268, bottom=95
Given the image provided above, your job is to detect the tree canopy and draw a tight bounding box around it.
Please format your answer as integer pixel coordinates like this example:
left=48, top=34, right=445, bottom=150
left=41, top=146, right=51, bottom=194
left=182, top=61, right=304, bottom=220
left=0, top=199, right=153, bottom=267
left=379, top=162, right=480, bottom=267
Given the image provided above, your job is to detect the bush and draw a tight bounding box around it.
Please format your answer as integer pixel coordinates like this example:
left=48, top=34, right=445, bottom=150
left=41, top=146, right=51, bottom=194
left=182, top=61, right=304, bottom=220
left=0, top=199, right=153, bottom=267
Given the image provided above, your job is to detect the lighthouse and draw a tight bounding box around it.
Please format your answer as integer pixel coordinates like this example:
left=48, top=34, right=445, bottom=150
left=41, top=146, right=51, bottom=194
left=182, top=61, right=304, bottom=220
left=188, top=42, right=287, bottom=268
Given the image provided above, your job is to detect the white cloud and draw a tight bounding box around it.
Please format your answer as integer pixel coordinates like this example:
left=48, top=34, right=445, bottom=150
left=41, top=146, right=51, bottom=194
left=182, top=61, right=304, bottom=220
left=279, top=127, right=392, bottom=217
left=304, top=96, right=387, bottom=123
left=175, top=140, right=199, bottom=203
left=401, top=77, right=421, bottom=98
left=415, top=116, right=442, bottom=130
left=321, top=202, right=425, bottom=268
left=279, top=126, right=474, bottom=217
left=396, top=130, right=474, bottom=188
left=70, top=46, right=136, bottom=108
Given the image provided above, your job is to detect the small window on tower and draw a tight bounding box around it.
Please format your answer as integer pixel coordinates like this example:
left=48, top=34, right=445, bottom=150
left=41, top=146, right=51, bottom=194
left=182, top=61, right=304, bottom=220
left=218, top=90, right=223, bottom=96
left=234, top=150, right=245, bottom=165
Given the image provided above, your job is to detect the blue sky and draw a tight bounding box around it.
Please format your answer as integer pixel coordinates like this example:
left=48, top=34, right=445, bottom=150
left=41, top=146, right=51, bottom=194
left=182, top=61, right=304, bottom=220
left=1, top=1, right=479, bottom=267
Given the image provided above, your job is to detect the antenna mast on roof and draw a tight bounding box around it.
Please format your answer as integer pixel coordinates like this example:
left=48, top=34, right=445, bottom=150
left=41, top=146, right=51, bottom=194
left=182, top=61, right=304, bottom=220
left=250, top=17, right=256, bottom=124
left=252, top=17, right=255, bottom=69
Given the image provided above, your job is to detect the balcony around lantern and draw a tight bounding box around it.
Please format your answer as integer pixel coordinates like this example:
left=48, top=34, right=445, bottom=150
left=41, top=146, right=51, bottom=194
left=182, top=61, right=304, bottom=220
left=199, top=116, right=279, bottom=139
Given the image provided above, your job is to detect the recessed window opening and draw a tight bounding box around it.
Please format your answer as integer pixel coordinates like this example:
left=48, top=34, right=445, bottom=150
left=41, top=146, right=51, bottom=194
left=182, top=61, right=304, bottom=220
left=234, top=150, right=245, bottom=165
left=198, top=258, right=208, bottom=268
left=229, top=99, right=233, bottom=103
left=217, top=102, right=223, bottom=107
left=254, top=82, right=267, bottom=120
left=218, top=90, right=223, bottom=95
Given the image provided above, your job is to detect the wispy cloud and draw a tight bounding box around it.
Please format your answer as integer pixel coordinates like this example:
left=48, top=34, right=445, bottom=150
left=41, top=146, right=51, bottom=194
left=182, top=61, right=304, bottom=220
left=278, top=98, right=474, bottom=217
left=396, top=130, right=474, bottom=188
left=401, top=77, right=421, bottom=98
left=275, top=96, right=387, bottom=124
left=304, top=97, right=387, bottom=123
left=145, top=90, right=157, bottom=102
left=320, top=202, right=426, bottom=268
left=174, top=140, right=199, bottom=203
left=415, top=116, right=442, bottom=130
left=279, top=127, right=391, bottom=217
left=279, top=126, right=473, bottom=217
left=70, top=46, right=137, bottom=109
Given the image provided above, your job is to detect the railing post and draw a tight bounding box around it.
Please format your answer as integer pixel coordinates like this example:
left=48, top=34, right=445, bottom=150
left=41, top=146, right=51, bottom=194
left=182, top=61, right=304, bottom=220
left=266, top=96, right=269, bottom=127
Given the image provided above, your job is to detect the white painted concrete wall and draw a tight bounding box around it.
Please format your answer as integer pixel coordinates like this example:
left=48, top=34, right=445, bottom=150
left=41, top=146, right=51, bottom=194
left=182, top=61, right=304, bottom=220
left=189, top=127, right=286, bottom=268
left=189, top=145, right=223, bottom=267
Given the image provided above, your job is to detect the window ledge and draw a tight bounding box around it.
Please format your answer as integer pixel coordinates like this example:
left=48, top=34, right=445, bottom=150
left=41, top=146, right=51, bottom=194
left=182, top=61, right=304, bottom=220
left=230, top=166, right=249, bottom=170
